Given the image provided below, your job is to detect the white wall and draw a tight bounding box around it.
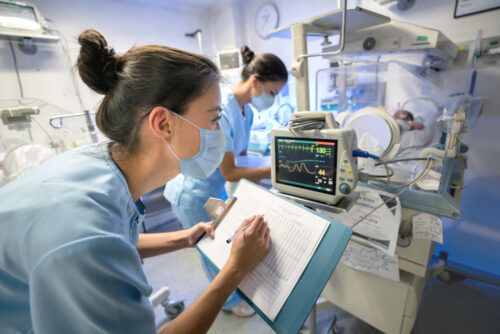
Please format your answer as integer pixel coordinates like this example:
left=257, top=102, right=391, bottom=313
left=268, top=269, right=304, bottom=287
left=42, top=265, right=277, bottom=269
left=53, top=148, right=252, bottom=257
left=200, top=0, right=248, bottom=67
left=242, top=0, right=500, bottom=54
left=242, top=0, right=343, bottom=108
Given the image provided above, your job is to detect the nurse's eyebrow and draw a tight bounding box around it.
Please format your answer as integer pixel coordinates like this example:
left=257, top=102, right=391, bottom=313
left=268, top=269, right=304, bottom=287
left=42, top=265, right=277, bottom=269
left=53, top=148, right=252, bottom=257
left=206, top=106, right=222, bottom=113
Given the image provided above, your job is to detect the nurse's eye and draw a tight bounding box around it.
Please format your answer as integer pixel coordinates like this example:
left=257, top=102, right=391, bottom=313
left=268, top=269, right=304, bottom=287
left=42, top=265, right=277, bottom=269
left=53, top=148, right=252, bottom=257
left=212, top=115, right=222, bottom=123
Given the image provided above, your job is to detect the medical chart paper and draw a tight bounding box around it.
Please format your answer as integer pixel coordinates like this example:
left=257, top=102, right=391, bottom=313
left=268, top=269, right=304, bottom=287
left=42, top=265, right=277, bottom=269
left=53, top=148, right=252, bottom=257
left=197, top=180, right=329, bottom=321
left=331, top=187, right=401, bottom=256
left=412, top=213, right=443, bottom=244
left=341, top=241, right=400, bottom=281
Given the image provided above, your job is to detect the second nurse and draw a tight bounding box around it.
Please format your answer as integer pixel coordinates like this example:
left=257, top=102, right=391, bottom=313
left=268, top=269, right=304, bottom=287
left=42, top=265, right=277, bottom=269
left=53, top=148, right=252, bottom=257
left=164, top=45, right=287, bottom=317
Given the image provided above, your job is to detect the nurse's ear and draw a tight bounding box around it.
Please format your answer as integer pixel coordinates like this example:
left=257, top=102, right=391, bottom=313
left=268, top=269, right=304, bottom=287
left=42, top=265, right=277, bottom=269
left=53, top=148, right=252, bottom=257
left=249, top=74, right=263, bottom=96
left=147, top=106, right=176, bottom=142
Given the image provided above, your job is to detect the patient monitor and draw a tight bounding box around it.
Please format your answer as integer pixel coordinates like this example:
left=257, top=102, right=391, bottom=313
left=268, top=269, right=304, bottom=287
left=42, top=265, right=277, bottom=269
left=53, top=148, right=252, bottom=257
left=271, top=112, right=358, bottom=205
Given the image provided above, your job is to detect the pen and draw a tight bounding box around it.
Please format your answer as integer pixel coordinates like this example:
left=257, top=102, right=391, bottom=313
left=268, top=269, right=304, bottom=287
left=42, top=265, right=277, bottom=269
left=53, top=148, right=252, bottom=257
left=226, top=224, right=250, bottom=244
left=226, top=215, right=264, bottom=244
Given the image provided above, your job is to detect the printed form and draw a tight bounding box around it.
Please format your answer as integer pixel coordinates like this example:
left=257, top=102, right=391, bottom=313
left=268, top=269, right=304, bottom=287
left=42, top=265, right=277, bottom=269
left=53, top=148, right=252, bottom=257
left=197, top=180, right=329, bottom=321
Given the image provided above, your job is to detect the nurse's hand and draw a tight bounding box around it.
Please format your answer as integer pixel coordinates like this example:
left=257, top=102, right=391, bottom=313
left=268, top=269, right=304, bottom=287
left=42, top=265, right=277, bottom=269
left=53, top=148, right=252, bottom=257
left=259, top=166, right=272, bottom=179
left=186, top=222, right=215, bottom=247
left=226, top=215, right=271, bottom=276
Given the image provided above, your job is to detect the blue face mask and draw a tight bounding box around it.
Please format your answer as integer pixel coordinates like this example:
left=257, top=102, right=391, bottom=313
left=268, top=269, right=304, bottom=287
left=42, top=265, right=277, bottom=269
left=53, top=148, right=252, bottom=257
left=167, top=112, right=226, bottom=178
left=251, top=92, right=275, bottom=111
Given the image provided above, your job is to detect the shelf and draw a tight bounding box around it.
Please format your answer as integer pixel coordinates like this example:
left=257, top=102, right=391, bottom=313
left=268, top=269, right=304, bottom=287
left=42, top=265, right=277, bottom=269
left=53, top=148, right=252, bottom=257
left=267, top=7, right=390, bottom=39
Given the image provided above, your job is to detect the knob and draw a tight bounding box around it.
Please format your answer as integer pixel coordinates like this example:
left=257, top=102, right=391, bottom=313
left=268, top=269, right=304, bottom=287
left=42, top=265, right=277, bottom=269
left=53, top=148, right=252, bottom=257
left=363, top=37, right=376, bottom=51
left=339, top=183, right=352, bottom=195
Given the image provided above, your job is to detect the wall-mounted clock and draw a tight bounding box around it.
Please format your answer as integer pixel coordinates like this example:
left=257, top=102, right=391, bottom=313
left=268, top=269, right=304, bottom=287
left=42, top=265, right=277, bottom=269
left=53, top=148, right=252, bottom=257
left=255, top=3, right=279, bottom=39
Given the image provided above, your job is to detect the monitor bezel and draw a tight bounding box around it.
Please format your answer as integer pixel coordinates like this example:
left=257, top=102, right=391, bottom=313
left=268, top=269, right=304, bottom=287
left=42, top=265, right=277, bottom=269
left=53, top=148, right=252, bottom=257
left=0, top=1, right=40, bottom=24
left=274, top=136, right=338, bottom=196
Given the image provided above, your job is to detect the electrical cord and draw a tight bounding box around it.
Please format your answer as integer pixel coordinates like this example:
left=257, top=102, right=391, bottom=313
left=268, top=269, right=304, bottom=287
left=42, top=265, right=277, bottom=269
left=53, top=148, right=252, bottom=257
left=351, top=158, right=433, bottom=229
left=363, top=156, right=437, bottom=185
left=30, top=116, right=58, bottom=154
left=353, top=149, right=392, bottom=187
left=8, top=40, right=24, bottom=98
left=287, top=117, right=326, bottom=131
left=374, top=157, right=391, bottom=185
left=375, top=157, right=430, bottom=166
left=360, top=166, right=395, bottom=179
left=0, top=131, right=6, bottom=151
left=45, top=18, right=86, bottom=111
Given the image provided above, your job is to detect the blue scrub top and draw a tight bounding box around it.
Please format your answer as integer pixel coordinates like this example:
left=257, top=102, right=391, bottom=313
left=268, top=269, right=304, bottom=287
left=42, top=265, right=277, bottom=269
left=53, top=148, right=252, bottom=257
left=222, top=93, right=254, bottom=156
left=164, top=93, right=253, bottom=210
left=0, top=144, right=155, bottom=333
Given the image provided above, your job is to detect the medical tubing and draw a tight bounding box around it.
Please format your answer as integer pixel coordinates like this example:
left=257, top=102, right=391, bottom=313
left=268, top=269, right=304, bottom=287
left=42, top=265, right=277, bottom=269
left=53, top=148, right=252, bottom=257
left=30, top=116, right=58, bottom=154
left=375, top=157, right=431, bottom=166
left=287, top=117, right=326, bottom=131
left=350, top=159, right=433, bottom=229
left=9, top=40, right=24, bottom=99
left=352, top=148, right=379, bottom=160
left=353, top=149, right=391, bottom=186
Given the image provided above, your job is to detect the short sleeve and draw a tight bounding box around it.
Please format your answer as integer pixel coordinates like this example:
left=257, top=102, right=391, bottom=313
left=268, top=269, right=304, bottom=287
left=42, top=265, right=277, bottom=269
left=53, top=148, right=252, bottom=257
left=30, top=236, right=155, bottom=334
left=219, top=113, right=235, bottom=153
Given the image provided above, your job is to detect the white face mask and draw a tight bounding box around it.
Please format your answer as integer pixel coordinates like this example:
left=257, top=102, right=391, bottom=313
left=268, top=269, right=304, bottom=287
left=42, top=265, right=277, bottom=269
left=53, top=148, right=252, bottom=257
left=167, top=112, right=226, bottom=178
left=251, top=92, right=275, bottom=111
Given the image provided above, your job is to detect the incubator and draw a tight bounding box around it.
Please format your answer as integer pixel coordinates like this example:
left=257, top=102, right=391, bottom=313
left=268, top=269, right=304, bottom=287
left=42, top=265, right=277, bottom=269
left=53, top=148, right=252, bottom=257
left=263, top=6, right=481, bottom=334
left=0, top=98, right=95, bottom=186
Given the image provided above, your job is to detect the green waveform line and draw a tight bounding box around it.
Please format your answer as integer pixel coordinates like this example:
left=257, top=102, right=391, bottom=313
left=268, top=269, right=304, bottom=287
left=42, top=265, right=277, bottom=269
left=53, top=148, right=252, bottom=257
left=278, top=144, right=332, bottom=156
left=278, top=144, right=316, bottom=152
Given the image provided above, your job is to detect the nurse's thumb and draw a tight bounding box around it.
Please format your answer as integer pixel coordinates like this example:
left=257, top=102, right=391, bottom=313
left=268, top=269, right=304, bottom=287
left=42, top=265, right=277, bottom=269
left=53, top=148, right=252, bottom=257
left=197, top=222, right=215, bottom=238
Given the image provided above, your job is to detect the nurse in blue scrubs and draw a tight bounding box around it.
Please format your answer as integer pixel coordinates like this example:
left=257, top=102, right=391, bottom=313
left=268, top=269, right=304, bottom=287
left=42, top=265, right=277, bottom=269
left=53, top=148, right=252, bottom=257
left=164, top=45, right=287, bottom=317
left=0, top=29, right=271, bottom=334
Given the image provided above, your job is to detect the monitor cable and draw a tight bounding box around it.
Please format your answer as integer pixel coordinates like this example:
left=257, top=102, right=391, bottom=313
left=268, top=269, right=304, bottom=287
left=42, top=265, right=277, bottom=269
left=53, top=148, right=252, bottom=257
left=350, top=158, right=433, bottom=229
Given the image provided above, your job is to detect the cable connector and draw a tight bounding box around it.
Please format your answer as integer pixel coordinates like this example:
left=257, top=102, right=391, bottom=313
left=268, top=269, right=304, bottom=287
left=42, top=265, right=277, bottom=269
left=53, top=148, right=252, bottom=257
left=357, top=172, right=372, bottom=183
left=352, top=148, right=380, bottom=160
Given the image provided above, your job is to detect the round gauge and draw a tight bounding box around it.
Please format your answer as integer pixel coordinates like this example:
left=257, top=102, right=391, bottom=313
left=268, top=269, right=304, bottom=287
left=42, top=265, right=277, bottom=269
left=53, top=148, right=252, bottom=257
left=255, top=3, right=279, bottom=39
left=343, top=107, right=401, bottom=160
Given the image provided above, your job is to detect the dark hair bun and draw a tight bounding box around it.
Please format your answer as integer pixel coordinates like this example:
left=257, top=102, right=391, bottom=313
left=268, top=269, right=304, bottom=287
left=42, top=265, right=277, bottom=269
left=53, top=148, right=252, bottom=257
left=77, top=29, right=120, bottom=95
left=240, top=45, right=255, bottom=65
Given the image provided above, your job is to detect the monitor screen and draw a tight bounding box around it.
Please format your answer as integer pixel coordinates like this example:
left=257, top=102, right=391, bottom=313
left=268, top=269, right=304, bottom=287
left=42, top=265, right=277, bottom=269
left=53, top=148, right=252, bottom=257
left=0, top=2, right=37, bottom=23
left=275, top=137, right=338, bottom=195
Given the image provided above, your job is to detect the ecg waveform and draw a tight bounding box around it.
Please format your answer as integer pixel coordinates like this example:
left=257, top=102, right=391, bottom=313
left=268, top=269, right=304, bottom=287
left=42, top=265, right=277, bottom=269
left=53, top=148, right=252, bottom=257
left=278, top=162, right=315, bottom=175
left=275, top=138, right=337, bottom=194
left=277, top=143, right=332, bottom=156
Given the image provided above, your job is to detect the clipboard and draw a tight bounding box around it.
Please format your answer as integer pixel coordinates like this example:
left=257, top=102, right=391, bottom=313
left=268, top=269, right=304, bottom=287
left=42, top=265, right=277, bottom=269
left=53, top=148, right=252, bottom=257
left=197, top=180, right=352, bottom=334
left=204, top=196, right=238, bottom=229
left=193, top=197, right=237, bottom=244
